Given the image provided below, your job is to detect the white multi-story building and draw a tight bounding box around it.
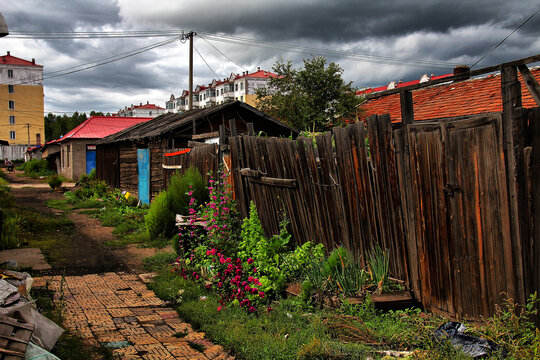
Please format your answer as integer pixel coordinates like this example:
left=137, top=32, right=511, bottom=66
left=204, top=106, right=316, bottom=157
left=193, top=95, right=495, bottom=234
left=165, top=67, right=276, bottom=113
left=117, top=101, right=165, bottom=118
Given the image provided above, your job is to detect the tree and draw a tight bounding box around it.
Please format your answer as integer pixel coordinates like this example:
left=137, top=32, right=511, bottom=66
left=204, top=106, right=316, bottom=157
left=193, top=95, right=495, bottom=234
left=44, top=112, right=88, bottom=141
left=255, top=57, right=361, bottom=132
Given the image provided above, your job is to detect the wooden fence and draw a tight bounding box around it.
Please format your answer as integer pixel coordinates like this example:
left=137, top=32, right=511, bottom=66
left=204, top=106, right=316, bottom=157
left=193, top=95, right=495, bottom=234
left=227, top=109, right=540, bottom=320
left=162, top=144, right=219, bottom=188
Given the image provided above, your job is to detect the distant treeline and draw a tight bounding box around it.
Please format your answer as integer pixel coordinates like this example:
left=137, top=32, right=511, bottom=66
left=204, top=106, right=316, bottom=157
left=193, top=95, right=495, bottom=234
left=44, top=111, right=110, bottom=142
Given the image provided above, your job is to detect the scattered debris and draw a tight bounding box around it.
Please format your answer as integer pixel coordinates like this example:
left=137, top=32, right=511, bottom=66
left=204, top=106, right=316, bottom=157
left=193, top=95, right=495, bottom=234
left=433, top=322, right=506, bottom=358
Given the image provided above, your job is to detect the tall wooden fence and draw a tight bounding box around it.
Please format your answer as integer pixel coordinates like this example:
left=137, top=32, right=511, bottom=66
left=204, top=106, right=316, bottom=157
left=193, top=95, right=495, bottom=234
left=227, top=109, right=540, bottom=320
left=162, top=144, right=218, bottom=188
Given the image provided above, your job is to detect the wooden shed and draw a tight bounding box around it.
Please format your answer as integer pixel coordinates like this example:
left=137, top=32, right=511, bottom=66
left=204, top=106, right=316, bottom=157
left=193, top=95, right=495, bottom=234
left=96, top=101, right=297, bottom=203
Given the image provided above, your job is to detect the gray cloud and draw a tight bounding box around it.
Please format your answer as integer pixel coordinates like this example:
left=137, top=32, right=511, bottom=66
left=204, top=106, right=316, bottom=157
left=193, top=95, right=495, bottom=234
left=1, top=0, right=540, bottom=114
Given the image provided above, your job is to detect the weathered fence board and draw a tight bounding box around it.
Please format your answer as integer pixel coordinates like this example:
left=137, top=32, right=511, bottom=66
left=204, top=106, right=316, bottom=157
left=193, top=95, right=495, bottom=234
left=226, top=107, right=540, bottom=321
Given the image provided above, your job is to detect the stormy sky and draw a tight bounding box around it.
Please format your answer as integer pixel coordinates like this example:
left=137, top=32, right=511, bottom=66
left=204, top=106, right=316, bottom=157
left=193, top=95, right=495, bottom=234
left=2, top=0, right=540, bottom=115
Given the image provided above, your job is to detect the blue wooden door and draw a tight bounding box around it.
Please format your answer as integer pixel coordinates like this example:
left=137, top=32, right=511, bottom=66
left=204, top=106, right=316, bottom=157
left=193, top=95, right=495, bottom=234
left=137, top=148, right=150, bottom=204
left=86, top=150, right=96, bottom=174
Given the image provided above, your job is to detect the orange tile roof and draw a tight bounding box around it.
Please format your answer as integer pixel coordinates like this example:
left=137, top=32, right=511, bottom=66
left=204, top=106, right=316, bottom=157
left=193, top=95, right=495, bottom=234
left=359, top=68, right=540, bottom=122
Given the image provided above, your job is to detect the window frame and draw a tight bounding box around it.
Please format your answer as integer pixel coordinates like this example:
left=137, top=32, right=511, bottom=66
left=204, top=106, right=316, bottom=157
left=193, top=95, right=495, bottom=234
left=8, top=100, right=14, bottom=109
left=8, top=85, right=13, bottom=93
left=7, top=69, right=13, bottom=78
left=9, top=131, right=15, bottom=140
left=9, top=115, right=14, bottom=124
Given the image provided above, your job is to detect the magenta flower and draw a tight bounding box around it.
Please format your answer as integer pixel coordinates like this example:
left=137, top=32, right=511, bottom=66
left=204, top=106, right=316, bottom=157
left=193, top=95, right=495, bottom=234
left=259, top=292, right=265, bottom=298
left=249, top=306, right=256, bottom=313
left=217, top=306, right=222, bottom=311
left=253, top=268, right=258, bottom=273
left=247, top=258, right=254, bottom=265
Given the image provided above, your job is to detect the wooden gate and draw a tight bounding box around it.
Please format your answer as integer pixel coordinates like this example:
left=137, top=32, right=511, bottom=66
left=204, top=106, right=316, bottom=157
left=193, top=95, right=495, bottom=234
left=402, top=113, right=515, bottom=318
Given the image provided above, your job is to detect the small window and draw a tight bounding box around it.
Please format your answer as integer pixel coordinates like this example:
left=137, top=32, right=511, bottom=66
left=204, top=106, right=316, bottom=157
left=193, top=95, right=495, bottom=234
left=9, top=131, right=15, bottom=140
left=36, top=133, right=41, bottom=144
left=9, top=115, right=14, bottom=124
left=240, top=83, right=244, bottom=90
left=235, top=84, right=238, bottom=91
left=7, top=69, right=13, bottom=78
left=8, top=100, right=14, bottom=109
left=149, top=111, right=152, bottom=116
left=8, top=85, right=13, bottom=93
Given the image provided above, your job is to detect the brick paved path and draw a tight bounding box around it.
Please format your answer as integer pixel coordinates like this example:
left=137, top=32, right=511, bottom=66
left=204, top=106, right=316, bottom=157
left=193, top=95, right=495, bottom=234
left=34, top=273, right=234, bottom=360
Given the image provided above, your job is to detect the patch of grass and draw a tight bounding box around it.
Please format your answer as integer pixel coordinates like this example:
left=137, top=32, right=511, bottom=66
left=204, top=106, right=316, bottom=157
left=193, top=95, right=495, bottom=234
left=173, top=331, right=188, bottom=338
left=78, top=209, right=101, bottom=216
left=46, top=198, right=73, bottom=211
left=187, top=340, right=207, bottom=352
left=143, top=252, right=177, bottom=272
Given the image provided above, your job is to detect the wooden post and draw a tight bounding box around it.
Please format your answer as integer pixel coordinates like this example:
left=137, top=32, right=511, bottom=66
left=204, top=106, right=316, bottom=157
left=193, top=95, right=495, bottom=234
left=531, top=108, right=540, bottom=326
left=400, top=90, right=414, bottom=124
left=247, top=123, right=255, bottom=136
left=500, top=64, right=525, bottom=304
left=517, top=64, right=540, bottom=107
left=229, top=119, right=237, bottom=137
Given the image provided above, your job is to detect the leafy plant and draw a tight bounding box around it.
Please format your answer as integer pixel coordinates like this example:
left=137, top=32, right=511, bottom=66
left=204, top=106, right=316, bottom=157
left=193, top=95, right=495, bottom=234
left=367, top=243, right=390, bottom=293
left=145, top=191, right=174, bottom=240
left=48, top=175, right=63, bottom=190
left=168, top=167, right=208, bottom=217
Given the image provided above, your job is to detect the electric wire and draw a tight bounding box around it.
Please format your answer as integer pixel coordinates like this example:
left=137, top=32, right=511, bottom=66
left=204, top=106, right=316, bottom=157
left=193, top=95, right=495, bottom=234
left=471, top=7, right=540, bottom=68
left=198, top=34, right=249, bottom=72
left=193, top=44, right=219, bottom=78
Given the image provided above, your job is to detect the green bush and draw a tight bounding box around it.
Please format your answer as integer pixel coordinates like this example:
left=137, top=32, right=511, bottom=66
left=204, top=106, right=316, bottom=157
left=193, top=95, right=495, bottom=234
left=47, top=175, right=63, bottom=190
left=20, top=159, right=55, bottom=177
left=145, top=191, right=174, bottom=240
left=0, top=211, right=22, bottom=249
left=168, top=167, right=208, bottom=216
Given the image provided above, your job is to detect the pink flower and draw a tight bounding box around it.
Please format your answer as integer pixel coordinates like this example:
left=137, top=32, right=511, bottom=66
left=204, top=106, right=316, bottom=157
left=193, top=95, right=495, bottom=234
left=249, top=306, right=256, bottom=313
left=219, top=257, right=226, bottom=264
left=245, top=285, right=251, bottom=291
left=259, top=292, right=265, bottom=298
left=247, top=258, right=254, bottom=265
left=217, top=282, right=222, bottom=288
left=253, top=268, right=258, bottom=273
left=267, top=307, right=273, bottom=312
left=217, top=306, right=222, bottom=311
left=248, top=276, right=254, bottom=282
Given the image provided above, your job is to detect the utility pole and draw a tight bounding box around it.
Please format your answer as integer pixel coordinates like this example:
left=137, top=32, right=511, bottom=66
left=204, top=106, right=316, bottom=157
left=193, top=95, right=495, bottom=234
left=188, top=31, right=194, bottom=111
left=26, top=123, right=30, bottom=146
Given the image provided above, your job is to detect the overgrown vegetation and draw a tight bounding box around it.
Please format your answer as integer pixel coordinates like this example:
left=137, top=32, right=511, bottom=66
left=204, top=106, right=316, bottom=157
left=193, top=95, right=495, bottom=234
left=145, top=167, right=208, bottom=242
left=141, top=168, right=540, bottom=360
left=18, top=159, right=56, bottom=178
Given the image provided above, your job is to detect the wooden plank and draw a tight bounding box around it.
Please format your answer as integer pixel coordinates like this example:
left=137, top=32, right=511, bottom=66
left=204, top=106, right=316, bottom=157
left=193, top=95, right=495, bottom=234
left=501, top=65, right=524, bottom=304
left=400, top=90, right=414, bottom=124
left=249, top=176, right=297, bottom=187
left=192, top=131, right=219, bottom=140
left=187, top=140, right=207, bottom=147
left=531, top=108, right=540, bottom=325
left=247, top=123, right=255, bottom=136
left=240, top=168, right=262, bottom=178
left=517, top=64, right=540, bottom=107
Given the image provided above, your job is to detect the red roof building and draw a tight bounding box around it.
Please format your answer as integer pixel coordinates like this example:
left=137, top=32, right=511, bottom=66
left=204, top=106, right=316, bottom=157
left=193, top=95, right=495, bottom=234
left=117, top=101, right=165, bottom=118
left=54, top=116, right=152, bottom=181
left=167, top=67, right=278, bottom=113
left=359, top=67, right=540, bottom=123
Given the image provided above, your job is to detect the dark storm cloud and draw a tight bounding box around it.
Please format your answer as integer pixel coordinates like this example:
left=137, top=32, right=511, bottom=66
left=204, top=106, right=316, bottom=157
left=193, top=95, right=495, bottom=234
left=4, top=0, right=121, bottom=32
left=153, top=0, right=537, bottom=42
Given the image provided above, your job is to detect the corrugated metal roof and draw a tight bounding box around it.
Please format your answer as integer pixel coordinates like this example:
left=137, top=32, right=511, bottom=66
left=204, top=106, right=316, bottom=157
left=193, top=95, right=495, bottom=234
left=56, top=116, right=153, bottom=142
left=98, top=101, right=297, bottom=144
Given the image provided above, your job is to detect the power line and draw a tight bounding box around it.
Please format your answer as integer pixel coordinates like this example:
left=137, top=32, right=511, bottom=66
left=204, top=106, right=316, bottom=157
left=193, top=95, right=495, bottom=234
left=471, top=7, right=540, bottom=68
left=9, top=29, right=461, bottom=69
left=7, top=36, right=181, bottom=86
left=198, top=34, right=249, bottom=72
left=193, top=44, right=219, bottom=78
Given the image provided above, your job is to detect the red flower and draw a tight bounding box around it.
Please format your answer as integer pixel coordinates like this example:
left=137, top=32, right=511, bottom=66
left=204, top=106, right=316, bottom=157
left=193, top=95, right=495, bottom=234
left=259, top=291, right=265, bottom=298
left=247, top=258, right=254, bottom=265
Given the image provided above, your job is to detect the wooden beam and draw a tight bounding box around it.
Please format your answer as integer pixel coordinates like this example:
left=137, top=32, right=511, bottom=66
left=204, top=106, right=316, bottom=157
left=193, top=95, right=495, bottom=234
left=250, top=176, right=297, bottom=188
left=229, top=118, right=238, bottom=137
left=517, top=64, right=540, bottom=107
left=400, top=90, right=414, bottom=124
left=192, top=131, right=219, bottom=140
left=187, top=140, right=207, bottom=147
left=501, top=64, right=525, bottom=305
left=364, top=53, right=540, bottom=100
left=240, top=168, right=261, bottom=177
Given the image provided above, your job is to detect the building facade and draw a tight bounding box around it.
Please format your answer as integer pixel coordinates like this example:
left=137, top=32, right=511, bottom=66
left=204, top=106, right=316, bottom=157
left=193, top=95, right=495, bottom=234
left=117, top=101, right=165, bottom=118
left=0, top=52, right=44, bottom=146
left=165, top=68, right=276, bottom=113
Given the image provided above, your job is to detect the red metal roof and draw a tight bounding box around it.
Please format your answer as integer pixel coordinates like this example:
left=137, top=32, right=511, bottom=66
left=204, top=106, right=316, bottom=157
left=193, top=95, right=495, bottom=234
left=57, top=116, right=152, bottom=141
left=133, top=103, right=164, bottom=110
left=242, top=70, right=278, bottom=78
left=359, top=68, right=540, bottom=123
left=0, top=53, right=42, bottom=67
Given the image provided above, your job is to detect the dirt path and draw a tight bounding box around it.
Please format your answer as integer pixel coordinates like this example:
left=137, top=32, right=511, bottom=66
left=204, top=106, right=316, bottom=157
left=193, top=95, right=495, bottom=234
left=5, top=170, right=170, bottom=275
